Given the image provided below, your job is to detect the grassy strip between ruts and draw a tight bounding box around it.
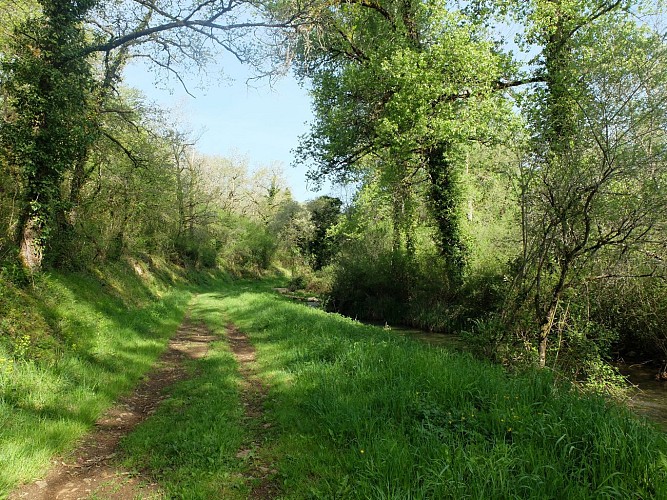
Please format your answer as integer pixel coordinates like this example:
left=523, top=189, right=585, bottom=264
left=0, top=260, right=193, bottom=497
left=204, top=280, right=666, bottom=499
left=119, top=291, right=249, bottom=498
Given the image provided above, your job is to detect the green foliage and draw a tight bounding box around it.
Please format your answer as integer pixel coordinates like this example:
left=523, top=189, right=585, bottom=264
left=591, top=276, right=667, bottom=362
left=287, top=274, right=307, bottom=292
left=0, top=257, right=31, bottom=286
left=327, top=224, right=508, bottom=332
left=461, top=0, right=667, bottom=370
left=294, top=0, right=515, bottom=274
left=62, top=94, right=180, bottom=265
left=459, top=143, right=522, bottom=273
left=463, top=299, right=633, bottom=398
left=268, top=198, right=314, bottom=274
left=216, top=284, right=667, bottom=498
left=289, top=0, right=667, bottom=388
left=321, top=161, right=515, bottom=332
left=461, top=315, right=524, bottom=366
left=219, top=217, right=277, bottom=275
left=328, top=239, right=413, bottom=325
left=0, top=0, right=664, bottom=413
left=0, top=0, right=299, bottom=271
left=304, top=196, right=343, bottom=270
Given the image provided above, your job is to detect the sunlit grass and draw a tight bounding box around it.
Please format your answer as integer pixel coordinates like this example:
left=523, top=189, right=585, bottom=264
left=217, top=282, right=667, bottom=498
left=0, top=262, right=191, bottom=495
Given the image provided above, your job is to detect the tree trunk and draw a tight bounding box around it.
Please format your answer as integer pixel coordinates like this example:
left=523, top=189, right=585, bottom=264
left=19, top=215, right=43, bottom=272
left=538, top=323, right=549, bottom=369
left=538, top=300, right=559, bottom=368
left=425, top=142, right=465, bottom=278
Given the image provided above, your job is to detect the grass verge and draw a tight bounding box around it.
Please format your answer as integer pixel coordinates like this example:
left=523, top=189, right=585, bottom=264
left=0, top=259, right=191, bottom=496
left=217, top=280, right=667, bottom=498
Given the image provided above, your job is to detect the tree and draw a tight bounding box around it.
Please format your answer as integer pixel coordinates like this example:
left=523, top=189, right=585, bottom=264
left=293, top=0, right=667, bottom=372
left=69, top=89, right=180, bottom=262
left=269, top=198, right=314, bottom=274
left=1, top=0, right=99, bottom=269
left=304, top=195, right=342, bottom=269
left=293, top=0, right=519, bottom=278
left=491, top=0, right=667, bottom=368
left=0, top=0, right=307, bottom=271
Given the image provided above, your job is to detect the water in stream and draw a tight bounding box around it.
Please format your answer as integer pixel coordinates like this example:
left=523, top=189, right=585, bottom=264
left=616, top=362, right=667, bottom=430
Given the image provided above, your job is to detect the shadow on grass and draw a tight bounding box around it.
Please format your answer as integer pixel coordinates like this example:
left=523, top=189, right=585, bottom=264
left=0, top=262, right=193, bottom=495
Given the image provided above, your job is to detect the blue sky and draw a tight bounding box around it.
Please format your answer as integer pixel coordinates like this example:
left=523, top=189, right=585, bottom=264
left=122, top=58, right=326, bottom=202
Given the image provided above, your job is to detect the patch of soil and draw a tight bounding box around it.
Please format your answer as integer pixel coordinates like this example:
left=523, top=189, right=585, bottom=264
left=226, top=324, right=279, bottom=499
left=11, top=317, right=217, bottom=500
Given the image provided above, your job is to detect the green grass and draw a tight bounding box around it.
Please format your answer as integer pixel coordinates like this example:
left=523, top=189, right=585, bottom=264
left=119, top=292, right=248, bottom=498
left=4, top=274, right=667, bottom=498
left=0, top=260, right=191, bottom=496
left=214, top=281, right=667, bottom=499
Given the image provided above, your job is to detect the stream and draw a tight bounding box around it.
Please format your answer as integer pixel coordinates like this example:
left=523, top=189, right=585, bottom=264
left=616, top=362, right=667, bottom=430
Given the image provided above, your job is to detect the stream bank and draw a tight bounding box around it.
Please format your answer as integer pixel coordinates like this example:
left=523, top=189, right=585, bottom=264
left=278, top=289, right=667, bottom=430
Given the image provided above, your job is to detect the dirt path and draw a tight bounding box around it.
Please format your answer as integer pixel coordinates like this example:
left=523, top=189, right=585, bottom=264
left=226, top=324, right=279, bottom=499
left=11, top=317, right=217, bottom=500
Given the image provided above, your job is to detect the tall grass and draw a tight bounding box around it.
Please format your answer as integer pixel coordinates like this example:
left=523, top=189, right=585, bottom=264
left=219, top=282, right=667, bottom=498
left=0, top=260, right=191, bottom=496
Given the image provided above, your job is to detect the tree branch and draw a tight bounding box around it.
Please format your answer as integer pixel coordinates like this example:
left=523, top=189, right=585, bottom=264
left=339, top=0, right=394, bottom=27
left=82, top=15, right=301, bottom=57
left=101, top=130, right=146, bottom=168
left=494, top=75, right=546, bottom=90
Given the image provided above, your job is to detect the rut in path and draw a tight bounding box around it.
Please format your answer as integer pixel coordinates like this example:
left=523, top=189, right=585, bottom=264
left=11, top=317, right=217, bottom=500
left=226, top=323, right=279, bottom=499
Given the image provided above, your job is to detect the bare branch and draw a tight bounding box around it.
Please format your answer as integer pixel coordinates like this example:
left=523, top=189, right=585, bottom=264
left=131, top=53, right=197, bottom=97
left=101, top=130, right=146, bottom=168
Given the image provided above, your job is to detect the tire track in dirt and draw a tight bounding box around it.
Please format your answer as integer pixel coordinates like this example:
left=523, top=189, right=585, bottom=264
left=226, top=324, right=279, bottom=499
left=11, top=316, right=217, bottom=500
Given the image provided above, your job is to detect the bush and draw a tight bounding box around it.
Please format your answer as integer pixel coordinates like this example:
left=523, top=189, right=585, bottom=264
left=326, top=232, right=508, bottom=333
left=217, top=219, right=277, bottom=276
left=589, top=277, right=667, bottom=363
left=287, top=274, right=307, bottom=292
left=327, top=239, right=412, bottom=324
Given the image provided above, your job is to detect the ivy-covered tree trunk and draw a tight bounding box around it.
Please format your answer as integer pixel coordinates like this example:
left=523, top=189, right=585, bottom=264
left=1, top=0, right=98, bottom=270
left=425, top=142, right=466, bottom=279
